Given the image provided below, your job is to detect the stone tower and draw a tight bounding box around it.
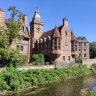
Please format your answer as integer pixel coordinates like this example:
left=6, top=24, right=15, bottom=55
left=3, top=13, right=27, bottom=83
left=0, top=8, right=5, bottom=27
left=30, top=9, right=44, bottom=40
left=30, top=9, right=44, bottom=55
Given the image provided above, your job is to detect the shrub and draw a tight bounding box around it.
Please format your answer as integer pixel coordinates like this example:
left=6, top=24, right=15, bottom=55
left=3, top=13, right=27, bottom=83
left=22, top=55, right=29, bottom=64
left=0, top=48, right=24, bottom=67
left=0, top=65, right=91, bottom=91
left=30, top=53, right=45, bottom=65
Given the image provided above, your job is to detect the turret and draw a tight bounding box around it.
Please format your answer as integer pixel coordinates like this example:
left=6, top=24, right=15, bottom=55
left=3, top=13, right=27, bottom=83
left=30, top=8, right=44, bottom=39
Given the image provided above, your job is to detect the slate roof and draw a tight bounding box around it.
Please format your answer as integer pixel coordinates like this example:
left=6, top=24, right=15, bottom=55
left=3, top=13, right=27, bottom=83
left=76, top=36, right=88, bottom=43
left=40, top=25, right=62, bottom=39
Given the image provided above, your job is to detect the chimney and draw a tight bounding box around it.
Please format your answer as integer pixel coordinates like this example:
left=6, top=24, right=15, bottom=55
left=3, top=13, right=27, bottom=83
left=23, top=14, right=28, bottom=27
left=0, top=8, right=5, bottom=27
left=63, top=17, right=68, bottom=27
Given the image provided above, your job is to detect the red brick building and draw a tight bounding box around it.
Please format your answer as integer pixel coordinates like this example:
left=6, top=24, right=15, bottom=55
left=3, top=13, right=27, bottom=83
left=30, top=9, right=89, bottom=67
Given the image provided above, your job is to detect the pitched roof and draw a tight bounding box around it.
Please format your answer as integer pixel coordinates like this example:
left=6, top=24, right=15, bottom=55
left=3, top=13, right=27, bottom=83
left=71, top=31, right=77, bottom=41
left=23, top=27, right=30, bottom=38
left=40, top=25, right=62, bottom=39
left=53, top=26, right=61, bottom=38
left=76, top=36, right=88, bottom=43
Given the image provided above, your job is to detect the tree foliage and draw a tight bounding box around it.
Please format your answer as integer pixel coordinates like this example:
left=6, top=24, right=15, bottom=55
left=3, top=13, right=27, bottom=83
left=0, top=65, right=91, bottom=91
left=0, top=27, right=8, bottom=48
left=6, top=21, right=20, bottom=46
left=0, top=48, right=24, bottom=67
left=89, top=42, right=96, bottom=58
left=8, top=6, right=20, bottom=21
left=30, top=54, right=45, bottom=65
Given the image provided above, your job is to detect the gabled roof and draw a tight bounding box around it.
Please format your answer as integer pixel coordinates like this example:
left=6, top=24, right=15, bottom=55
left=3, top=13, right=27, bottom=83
left=71, top=31, right=77, bottom=41
left=53, top=26, right=61, bottom=38
left=20, top=27, right=30, bottom=38
left=40, top=25, right=62, bottom=39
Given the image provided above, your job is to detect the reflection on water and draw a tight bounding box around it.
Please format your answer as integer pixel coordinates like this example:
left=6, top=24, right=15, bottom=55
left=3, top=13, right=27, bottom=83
left=14, top=75, right=96, bottom=96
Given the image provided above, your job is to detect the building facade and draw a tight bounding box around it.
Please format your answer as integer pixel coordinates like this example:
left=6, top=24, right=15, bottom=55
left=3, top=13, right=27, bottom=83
left=0, top=8, right=89, bottom=65
left=0, top=8, right=30, bottom=60
left=30, top=9, right=89, bottom=66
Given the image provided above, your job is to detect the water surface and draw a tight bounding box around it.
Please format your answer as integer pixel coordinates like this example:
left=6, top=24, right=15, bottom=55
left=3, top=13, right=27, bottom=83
left=12, top=75, right=96, bottom=96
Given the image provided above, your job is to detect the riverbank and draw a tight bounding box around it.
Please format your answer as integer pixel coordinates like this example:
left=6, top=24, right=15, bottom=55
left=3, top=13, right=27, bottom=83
left=0, top=65, right=91, bottom=95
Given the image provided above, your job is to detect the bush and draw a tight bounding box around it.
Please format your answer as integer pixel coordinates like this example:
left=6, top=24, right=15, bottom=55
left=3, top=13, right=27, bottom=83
left=90, top=42, right=96, bottom=58
left=0, top=65, right=91, bottom=91
left=30, top=54, right=45, bottom=65
left=86, top=92, right=96, bottom=96
left=0, top=48, right=24, bottom=67
left=22, top=55, right=29, bottom=64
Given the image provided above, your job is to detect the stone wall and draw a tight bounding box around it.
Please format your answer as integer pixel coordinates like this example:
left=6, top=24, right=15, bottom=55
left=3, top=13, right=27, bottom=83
left=82, top=59, right=96, bottom=68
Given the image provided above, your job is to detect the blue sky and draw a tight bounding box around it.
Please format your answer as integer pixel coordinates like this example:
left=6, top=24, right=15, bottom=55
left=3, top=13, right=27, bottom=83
left=1, top=0, right=96, bottom=42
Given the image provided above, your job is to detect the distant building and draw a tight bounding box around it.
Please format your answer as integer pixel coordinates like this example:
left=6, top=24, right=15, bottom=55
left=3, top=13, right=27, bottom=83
left=0, top=8, right=30, bottom=60
left=30, top=9, right=89, bottom=67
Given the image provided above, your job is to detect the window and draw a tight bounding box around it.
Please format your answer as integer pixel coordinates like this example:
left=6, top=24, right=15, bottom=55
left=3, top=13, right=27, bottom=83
left=84, top=49, right=86, bottom=51
left=84, top=43, right=86, bottom=46
left=51, top=40, right=54, bottom=50
left=20, top=46, right=23, bottom=51
left=84, top=53, right=86, bottom=57
left=79, top=43, right=81, bottom=46
left=79, top=49, right=81, bottom=51
left=63, top=56, right=65, bottom=61
left=16, top=45, right=23, bottom=51
left=72, top=42, right=74, bottom=49
left=65, top=31, right=67, bottom=36
left=65, top=31, right=67, bottom=46
left=68, top=56, right=70, bottom=61
left=52, top=39, right=61, bottom=50
left=16, top=45, right=19, bottom=49
left=58, top=39, right=61, bottom=49
left=71, top=42, right=74, bottom=51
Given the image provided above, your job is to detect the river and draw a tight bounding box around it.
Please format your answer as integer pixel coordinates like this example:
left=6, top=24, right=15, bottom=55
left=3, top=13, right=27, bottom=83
left=11, top=75, right=96, bottom=96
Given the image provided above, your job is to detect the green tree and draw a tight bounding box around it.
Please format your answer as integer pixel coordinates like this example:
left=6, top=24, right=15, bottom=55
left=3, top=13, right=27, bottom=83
left=30, top=54, right=45, bottom=65
left=90, top=42, right=96, bottom=58
left=6, top=21, right=20, bottom=47
left=0, top=48, right=24, bottom=67
left=8, top=6, right=20, bottom=21
left=0, top=26, right=8, bottom=48
left=18, top=11, right=24, bottom=21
